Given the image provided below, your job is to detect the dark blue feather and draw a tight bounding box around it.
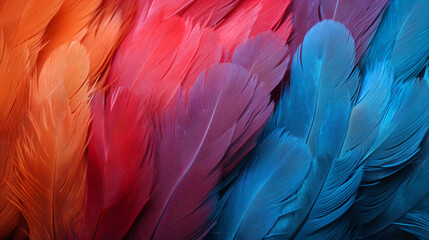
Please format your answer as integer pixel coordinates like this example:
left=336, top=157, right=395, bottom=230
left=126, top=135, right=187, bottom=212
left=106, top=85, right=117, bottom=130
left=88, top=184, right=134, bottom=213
left=356, top=135, right=429, bottom=239
left=353, top=71, right=429, bottom=233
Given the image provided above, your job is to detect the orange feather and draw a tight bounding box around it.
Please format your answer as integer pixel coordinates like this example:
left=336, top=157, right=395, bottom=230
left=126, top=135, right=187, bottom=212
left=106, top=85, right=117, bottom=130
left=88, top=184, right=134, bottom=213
left=37, top=0, right=102, bottom=69
left=10, top=43, right=91, bottom=240
left=0, top=0, right=62, bottom=66
left=0, top=35, right=31, bottom=238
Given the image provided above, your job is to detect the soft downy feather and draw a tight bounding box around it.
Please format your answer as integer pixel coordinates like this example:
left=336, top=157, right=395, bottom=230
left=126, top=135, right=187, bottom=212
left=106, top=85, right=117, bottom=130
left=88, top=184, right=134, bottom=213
left=361, top=0, right=429, bottom=80
left=9, top=43, right=91, bottom=240
left=290, top=0, right=388, bottom=61
left=82, top=88, right=155, bottom=240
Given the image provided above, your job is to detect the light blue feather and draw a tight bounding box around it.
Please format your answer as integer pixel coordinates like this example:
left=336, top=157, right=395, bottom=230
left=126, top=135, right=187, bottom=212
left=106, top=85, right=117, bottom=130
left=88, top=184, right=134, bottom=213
left=270, top=19, right=360, bottom=152
left=361, top=0, right=429, bottom=81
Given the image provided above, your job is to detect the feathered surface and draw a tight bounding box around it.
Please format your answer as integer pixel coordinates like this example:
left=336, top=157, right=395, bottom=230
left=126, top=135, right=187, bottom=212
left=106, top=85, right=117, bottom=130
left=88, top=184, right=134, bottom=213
left=127, top=59, right=283, bottom=239
left=82, top=88, right=155, bottom=240
left=108, top=14, right=223, bottom=114
left=290, top=0, right=388, bottom=61
left=211, top=20, right=429, bottom=240
left=361, top=0, right=429, bottom=80
left=209, top=130, right=313, bottom=239
left=0, top=36, right=30, bottom=239
left=1, top=1, right=429, bottom=240
left=9, top=43, right=91, bottom=240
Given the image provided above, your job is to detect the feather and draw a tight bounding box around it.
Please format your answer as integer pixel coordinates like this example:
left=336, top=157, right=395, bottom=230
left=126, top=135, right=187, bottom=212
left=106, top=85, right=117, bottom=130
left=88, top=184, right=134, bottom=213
left=353, top=71, right=429, bottom=238
left=109, top=14, right=222, bottom=114
left=81, top=88, right=155, bottom=240
left=179, top=0, right=240, bottom=27
left=0, top=136, right=23, bottom=239
left=291, top=0, right=388, bottom=61
left=0, top=0, right=62, bottom=65
left=82, top=11, right=126, bottom=90
left=276, top=20, right=359, bottom=152
left=361, top=0, right=429, bottom=80
left=213, top=21, right=402, bottom=240
left=394, top=197, right=429, bottom=239
left=208, top=130, right=312, bottom=240
left=231, top=31, right=290, bottom=91
left=9, top=43, right=91, bottom=240
left=0, top=36, right=30, bottom=132
left=356, top=134, right=429, bottom=239
left=36, top=0, right=102, bottom=68
left=215, top=0, right=292, bottom=52
left=126, top=62, right=277, bottom=240
left=0, top=36, right=31, bottom=238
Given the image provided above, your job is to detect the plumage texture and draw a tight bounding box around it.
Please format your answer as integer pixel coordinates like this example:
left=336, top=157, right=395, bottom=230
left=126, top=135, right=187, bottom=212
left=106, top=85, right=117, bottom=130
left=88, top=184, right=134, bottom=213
left=82, top=88, right=155, bottom=240
left=1, top=1, right=429, bottom=240
left=209, top=130, right=312, bottom=240
left=127, top=61, right=281, bottom=239
left=109, top=14, right=223, bottom=114
left=361, top=0, right=429, bottom=80
left=212, top=20, right=429, bottom=240
left=10, top=43, right=91, bottom=240
left=290, top=0, right=388, bottom=61
left=0, top=37, right=30, bottom=239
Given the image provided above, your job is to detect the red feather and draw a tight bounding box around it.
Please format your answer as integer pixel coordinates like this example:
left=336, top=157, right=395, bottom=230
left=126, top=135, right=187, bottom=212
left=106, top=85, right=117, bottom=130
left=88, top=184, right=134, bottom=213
left=82, top=88, right=155, bottom=240
left=108, top=13, right=222, bottom=114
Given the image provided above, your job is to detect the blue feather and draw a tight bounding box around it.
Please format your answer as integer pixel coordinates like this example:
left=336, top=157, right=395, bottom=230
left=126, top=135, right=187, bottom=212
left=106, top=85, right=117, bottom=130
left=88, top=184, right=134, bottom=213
left=268, top=19, right=360, bottom=153
left=210, top=19, right=429, bottom=240
left=208, top=130, right=312, bottom=240
left=395, top=197, right=429, bottom=239
left=356, top=135, right=429, bottom=239
left=361, top=0, right=429, bottom=81
left=353, top=71, right=429, bottom=234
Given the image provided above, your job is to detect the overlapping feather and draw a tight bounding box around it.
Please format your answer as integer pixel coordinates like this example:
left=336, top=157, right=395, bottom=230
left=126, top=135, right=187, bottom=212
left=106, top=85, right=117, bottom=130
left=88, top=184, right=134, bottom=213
left=82, top=88, right=155, bottom=240
left=9, top=43, right=91, bottom=240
